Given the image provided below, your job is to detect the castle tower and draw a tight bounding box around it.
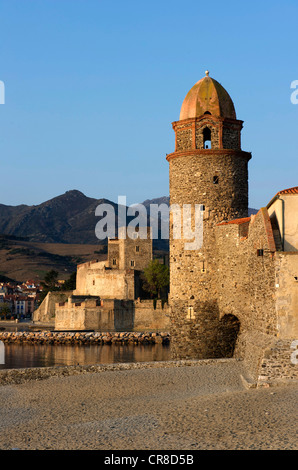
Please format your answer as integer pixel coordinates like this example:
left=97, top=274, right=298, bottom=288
left=167, top=72, right=252, bottom=359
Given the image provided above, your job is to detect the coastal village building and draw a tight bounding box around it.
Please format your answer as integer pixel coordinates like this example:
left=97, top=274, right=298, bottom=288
left=166, top=72, right=298, bottom=384
left=0, top=281, right=38, bottom=318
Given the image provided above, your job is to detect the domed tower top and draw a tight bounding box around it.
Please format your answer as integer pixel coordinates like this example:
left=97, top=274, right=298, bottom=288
left=168, top=72, right=247, bottom=152
left=179, top=71, right=237, bottom=121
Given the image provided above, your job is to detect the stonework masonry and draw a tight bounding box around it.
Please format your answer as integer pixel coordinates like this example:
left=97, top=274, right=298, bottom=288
left=55, top=298, right=170, bottom=332
left=31, top=73, right=298, bottom=386
left=33, top=235, right=170, bottom=333
left=33, top=291, right=73, bottom=325
left=74, top=261, right=136, bottom=300
left=166, top=73, right=298, bottom=386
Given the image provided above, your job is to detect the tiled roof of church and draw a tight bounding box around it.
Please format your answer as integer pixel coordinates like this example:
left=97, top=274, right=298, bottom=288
left=277, top=186, right=298, bottom=195
left=267, top=185, right=298, bottom=208
left=217, top=217, right=251, bottom=226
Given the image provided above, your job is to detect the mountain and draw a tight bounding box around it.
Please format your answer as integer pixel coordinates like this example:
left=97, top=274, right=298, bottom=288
left=0, top=190, right=258, bottom=245
left=0, top=190, right=116, bottom=245
left=0, top=192, right=259, bottom=281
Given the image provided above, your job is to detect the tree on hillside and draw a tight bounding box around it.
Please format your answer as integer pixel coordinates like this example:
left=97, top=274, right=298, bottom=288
left=39, top=270, right=77, bottom=304
left=39, top=270, right=59, bottom=302
left=63, top=272, right=76, bottom=291
left=142, top=259, right=169, bottom=299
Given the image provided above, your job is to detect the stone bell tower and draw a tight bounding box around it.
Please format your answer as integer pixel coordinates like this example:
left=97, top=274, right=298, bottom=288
left=167, top=71, right=252, bottom=359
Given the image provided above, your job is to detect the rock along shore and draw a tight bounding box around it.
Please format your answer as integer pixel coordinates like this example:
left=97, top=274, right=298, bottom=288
left=0, top=330, right=170, bottom=346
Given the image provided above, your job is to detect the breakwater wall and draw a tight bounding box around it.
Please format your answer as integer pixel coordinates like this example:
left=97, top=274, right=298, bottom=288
left=0, top=330, right=170, bottom=345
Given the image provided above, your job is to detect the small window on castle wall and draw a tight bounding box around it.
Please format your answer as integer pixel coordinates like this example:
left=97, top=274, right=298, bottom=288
left=113, top=258, right=117, bottom=265
left=186, top=306, right=195, bottom=320
left=135, top=245, right=140, bottom=252
left=131, top=260, right=135, bottom=267
left=213, top=175, right=219, bottom=184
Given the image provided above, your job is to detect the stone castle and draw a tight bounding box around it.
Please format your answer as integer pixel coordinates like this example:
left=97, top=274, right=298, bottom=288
left=166, top=71, right=298, bottom=384
left=34, top=233, right=170, bottom=332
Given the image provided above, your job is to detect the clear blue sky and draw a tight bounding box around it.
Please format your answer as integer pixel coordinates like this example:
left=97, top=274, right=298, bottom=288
left=0, top=0, right=297, bottom=209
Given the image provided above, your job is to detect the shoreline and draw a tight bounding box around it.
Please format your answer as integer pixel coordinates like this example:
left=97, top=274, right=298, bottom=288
left=0, top=357, right=242, bottom=386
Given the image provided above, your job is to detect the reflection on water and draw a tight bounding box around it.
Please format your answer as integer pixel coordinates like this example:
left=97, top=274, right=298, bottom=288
left=0, top=342, right=171, bottom=370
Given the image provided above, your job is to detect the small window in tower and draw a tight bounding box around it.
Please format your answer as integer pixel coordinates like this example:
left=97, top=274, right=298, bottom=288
left=213, top=175, right=219, bottom=185
left=186, top=306, right=195, bottom=320
left=204, top=111, right=211, bottom=115
left=131, top=260, right=135, bottom=267
left=203, top=127, right=212, bottom=149
left=135, top=245, right=140, bottom=253
left=112, top=258, right=117, bottom=265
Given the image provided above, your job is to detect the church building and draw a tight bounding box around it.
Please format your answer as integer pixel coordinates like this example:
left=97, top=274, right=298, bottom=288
left=166, top=72, right=298, bottom=385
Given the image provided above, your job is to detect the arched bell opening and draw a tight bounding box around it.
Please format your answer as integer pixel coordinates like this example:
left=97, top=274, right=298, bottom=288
left=203, top=127, right=212, bottom=149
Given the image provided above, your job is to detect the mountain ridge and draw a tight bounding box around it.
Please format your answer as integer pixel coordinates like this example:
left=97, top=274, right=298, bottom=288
left=0, top=190, right=258, bottom=245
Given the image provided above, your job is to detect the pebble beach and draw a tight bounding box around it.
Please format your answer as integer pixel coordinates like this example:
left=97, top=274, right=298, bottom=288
left=0, top=358, right=297, bottom=451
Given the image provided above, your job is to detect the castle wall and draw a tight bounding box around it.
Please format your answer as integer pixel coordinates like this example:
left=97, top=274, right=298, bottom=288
left=216, top=209, right=278, bottom=335
left=33, top=291, right=73, bottom=326
left=108, top=240, right=120, bottom=268
left=55, top=298, right=116, bottom=331
left=133, top=299, right=170, bottom=331
left=55, top=298, right=170, bottom=332
left=214, top=208, right=298, bottom=383
left=121, top=236, right=153, bottom=271
left=75, top=261, right=135, bottom=300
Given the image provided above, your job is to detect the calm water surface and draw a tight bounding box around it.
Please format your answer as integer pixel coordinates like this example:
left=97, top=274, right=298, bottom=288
left=0, top=342, right=171, bottom=370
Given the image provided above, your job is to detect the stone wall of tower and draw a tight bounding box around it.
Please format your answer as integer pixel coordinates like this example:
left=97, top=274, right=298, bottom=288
left=168, top=149, right=250, bottom=359
left=168, top=150, right=250, bottom=304
left=108, top=236, right=152, bottom=271
left=222, top=123, right=241, bottom=149
left=167, top=74, right=252, bottom=361
left=173, top=117, right=243, bottom=152
left=195, top=124, right=220, bottom=149
left=176, top=125, right=192, bottom=151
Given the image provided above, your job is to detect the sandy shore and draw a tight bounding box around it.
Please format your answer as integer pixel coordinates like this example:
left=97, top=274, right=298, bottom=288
left=0, top=359, right=297, bottom=451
